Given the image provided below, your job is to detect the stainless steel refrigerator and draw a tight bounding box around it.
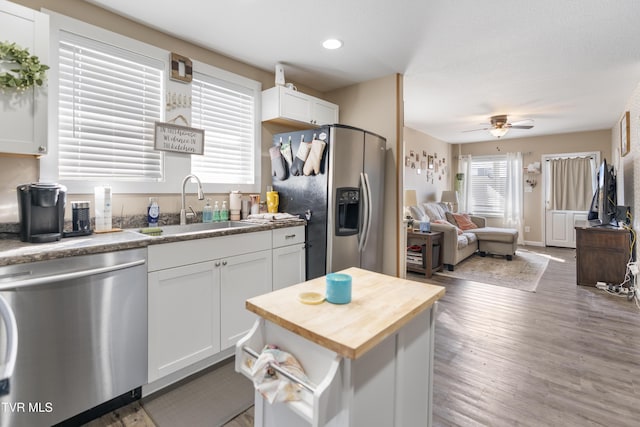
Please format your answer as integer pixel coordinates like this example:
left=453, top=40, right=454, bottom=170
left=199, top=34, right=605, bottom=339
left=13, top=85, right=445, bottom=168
left=272, top=124, right=386, bottom=280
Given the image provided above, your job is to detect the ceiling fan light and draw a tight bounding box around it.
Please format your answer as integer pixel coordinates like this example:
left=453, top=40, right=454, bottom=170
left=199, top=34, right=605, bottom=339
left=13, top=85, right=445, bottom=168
left=489, top=127, right=509, bottom=138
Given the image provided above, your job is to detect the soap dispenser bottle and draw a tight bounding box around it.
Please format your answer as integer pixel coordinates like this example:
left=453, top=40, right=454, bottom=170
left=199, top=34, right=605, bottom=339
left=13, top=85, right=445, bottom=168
left=202, top=199, right=213, bottom=223
left=148, top=197, right=159, bottom=227
left=221, top=201, right=229, bottom=221
left=213, top=201, right=221, bottom=222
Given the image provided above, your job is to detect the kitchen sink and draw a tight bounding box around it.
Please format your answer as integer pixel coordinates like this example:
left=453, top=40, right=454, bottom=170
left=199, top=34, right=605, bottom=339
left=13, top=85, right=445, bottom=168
left=137, top=221, right=258, bottom=237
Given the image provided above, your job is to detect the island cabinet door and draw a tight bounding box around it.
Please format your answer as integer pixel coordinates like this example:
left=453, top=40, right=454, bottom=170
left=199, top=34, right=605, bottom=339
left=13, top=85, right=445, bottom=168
left=220, top=249, right=272, bottom=350
left=148, top=261, right=221, bottom=383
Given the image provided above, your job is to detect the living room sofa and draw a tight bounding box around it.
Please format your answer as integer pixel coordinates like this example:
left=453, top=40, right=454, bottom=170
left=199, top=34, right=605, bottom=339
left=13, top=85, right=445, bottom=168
left=409, top=202, right=518, bottom=271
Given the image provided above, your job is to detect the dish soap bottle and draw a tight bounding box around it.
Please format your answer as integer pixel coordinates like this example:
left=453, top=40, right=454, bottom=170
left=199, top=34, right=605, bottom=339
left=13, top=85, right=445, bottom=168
left=213, top=201, right=221, bottom=222
left=202, top=199, right=213, bottom=223
left=148, top=197, right=159, bottom=227
left=221, top=201, right=229, bottom=221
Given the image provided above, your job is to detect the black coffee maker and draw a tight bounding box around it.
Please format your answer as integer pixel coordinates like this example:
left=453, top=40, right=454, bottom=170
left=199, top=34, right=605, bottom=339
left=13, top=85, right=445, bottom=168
left=17, top=183, right=67, bottom=243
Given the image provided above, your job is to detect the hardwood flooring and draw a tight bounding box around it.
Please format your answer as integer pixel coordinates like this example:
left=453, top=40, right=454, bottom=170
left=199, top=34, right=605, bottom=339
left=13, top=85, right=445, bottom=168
left=424, top=246, right=640, bottom=427
left=87, top=246, right=640, bottom=426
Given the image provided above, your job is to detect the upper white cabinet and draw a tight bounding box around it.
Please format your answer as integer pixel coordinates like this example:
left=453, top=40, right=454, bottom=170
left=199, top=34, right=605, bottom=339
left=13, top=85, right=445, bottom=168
left=262, top=86, right=338, bottom=128
left=0, top=1, right=49, bottom=156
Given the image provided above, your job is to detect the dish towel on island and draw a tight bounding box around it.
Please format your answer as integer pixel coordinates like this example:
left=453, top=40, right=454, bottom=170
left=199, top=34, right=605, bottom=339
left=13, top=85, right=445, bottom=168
left=250, top=344, right=309, bottom=404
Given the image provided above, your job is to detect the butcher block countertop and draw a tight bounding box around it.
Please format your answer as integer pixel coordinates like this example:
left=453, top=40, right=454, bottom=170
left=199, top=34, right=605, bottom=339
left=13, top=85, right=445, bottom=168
left=246, top=267, right=446, bottom=360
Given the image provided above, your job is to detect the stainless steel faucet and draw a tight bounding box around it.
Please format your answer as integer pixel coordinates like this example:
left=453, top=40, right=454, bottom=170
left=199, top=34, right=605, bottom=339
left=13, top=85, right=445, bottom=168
left=180, top=174, right=205, bottom=225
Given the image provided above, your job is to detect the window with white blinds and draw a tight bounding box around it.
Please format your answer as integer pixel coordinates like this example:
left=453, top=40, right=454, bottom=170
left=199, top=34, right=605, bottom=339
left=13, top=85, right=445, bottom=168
left=470, top=155, right=508, bottom=216
left=191, top=71, right=256, bottom=185
left=58, top=32, right=164, bottom=181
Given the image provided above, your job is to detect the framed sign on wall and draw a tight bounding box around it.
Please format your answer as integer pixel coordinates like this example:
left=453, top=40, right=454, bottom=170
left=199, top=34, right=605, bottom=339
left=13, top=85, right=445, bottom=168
left=620, top=111, right=630, bottom=157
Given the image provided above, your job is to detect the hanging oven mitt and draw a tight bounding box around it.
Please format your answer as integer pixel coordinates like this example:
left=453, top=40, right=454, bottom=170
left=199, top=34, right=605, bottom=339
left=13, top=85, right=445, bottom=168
left=280, top=137, right=293, bottom=168
left=270, top=144, right=287, bottom=180
left=290, top=139, right=311, bottom=176
left=303, top=139, right=327, bottom=176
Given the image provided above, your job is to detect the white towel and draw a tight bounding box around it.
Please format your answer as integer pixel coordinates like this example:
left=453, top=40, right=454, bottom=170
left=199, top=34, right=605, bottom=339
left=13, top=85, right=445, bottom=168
left=247, top=213, right=298, bottom=221
left=250, top=344, right=309, bottom=404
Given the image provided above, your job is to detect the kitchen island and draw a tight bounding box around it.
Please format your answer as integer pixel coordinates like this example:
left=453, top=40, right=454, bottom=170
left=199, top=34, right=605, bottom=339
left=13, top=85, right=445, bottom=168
left=235, top=267, right=445, bottom=427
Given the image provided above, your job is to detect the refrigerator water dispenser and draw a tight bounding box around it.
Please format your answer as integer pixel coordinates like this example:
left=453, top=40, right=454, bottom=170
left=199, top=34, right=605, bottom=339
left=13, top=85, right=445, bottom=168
left=335, top=187, right=360, bottom=236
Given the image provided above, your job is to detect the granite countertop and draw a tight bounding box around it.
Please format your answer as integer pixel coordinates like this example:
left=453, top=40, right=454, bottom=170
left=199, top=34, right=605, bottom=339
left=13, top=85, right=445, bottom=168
left=0, top=218, right=305, bottom=266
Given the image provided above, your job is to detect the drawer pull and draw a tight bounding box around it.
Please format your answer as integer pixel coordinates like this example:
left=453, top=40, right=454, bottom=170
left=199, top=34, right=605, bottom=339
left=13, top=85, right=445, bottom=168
left=285, top=234, right=296, bottom=239
left=242, top=346, right=316, bottom=393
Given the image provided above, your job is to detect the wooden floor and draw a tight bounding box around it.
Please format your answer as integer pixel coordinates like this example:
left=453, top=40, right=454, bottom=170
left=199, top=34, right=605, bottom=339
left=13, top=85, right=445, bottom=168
left=89, top=246, right=640, bottom=426
left=425, top=246, right=640, bottom=427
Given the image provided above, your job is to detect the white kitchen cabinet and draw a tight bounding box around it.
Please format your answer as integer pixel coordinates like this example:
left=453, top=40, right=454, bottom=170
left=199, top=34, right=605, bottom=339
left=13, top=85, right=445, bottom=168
left=272, top=226, right=306, bottom=290
left=220, top=250, right=272, bottom=350
left=0, top=0, right=49, bottom=156
left=148, top=261, right=221, bottom=383
left=146, top=230, right=273, bottom=382
left=262, top=86, right=338, bottom=128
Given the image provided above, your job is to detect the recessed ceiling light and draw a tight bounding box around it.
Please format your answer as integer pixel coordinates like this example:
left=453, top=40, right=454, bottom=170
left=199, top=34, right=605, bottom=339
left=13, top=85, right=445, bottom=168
left=322, top=39, right=343, bottom=50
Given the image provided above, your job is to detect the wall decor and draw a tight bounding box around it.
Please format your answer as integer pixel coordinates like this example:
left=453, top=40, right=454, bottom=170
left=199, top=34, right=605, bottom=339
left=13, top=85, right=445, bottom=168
left=154, top=119, right=204, bottom=155
left=620, top=111, right=630, bottom=157
left=428, top=155, right=434, bottom=169
left=0, top=41, right=49, bottom=90
left=170, top=52, right=193, bottom=83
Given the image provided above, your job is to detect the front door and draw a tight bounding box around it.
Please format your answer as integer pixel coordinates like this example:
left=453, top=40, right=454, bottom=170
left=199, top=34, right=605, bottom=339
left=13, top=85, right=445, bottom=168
left=543, top=152, right=597, bottom=248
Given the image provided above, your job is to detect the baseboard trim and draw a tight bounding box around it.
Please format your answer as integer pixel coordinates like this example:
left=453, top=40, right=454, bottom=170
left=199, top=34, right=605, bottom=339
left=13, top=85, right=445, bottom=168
left=522, top=240, right=545, bottom=247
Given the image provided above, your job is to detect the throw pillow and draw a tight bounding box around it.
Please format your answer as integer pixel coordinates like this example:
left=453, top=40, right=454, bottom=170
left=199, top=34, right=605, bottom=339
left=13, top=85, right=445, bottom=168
left=433, top=219, right=463, bottom=235
left=451, top=213, right=478, bottom=231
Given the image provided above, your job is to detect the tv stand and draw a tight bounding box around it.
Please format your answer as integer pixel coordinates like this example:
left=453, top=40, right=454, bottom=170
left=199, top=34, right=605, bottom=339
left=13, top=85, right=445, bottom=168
left=575, top=224, right=631, bottom=286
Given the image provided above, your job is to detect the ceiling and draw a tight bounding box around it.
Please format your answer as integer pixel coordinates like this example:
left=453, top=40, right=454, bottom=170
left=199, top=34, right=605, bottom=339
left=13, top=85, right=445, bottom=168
left=84, top=0, right=640, bottom=143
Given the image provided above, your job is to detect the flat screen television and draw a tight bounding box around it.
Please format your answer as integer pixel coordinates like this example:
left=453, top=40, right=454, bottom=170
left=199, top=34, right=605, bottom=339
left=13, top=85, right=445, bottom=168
left=588, top=159, right=617, bottom=226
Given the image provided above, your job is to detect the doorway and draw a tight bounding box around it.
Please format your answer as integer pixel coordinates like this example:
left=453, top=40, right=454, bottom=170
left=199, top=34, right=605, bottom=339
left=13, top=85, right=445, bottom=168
left=542, top=152, right=598, bottom=248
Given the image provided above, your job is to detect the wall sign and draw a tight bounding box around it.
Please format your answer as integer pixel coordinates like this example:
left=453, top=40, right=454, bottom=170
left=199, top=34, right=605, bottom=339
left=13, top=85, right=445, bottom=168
left=154, top=121, right=204, bottom=155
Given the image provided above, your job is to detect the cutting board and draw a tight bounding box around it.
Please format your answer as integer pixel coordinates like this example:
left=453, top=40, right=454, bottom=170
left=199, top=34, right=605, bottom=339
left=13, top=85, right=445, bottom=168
left=246, top=267, right=445, bottom=359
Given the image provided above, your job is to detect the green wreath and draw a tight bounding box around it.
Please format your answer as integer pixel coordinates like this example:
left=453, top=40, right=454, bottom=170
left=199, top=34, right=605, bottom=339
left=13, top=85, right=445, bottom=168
left=0, top=41, right=49, bottom=91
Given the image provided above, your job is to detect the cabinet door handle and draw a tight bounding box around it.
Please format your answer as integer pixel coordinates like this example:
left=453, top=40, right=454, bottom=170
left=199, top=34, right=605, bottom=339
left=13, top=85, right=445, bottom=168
left=215, top=261, right=221, bottom=267
left=222, top=260, right=227, bottom=266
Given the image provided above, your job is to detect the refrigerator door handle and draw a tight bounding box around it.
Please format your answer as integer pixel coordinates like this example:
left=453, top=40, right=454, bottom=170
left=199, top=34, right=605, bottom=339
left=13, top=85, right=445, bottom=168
left=358, top=172, right=370, bottom=252
left=361, top=172, right=373, bottom=252
left=0, top=294, right=18, bottom=395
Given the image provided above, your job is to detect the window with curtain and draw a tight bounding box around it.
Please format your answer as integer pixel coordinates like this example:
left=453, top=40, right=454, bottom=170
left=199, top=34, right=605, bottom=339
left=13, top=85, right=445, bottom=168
left=191, top=71, right=257, bottom=185
left=469, top=155, right=508, bottom=216
left=57, top=31, right=164, bottom=181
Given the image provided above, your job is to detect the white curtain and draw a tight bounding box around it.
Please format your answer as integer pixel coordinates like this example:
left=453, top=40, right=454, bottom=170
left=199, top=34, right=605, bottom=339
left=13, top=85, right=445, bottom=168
left=458, top=155, right=472, bottom=212
left=504, top=152, right=524, bottom=244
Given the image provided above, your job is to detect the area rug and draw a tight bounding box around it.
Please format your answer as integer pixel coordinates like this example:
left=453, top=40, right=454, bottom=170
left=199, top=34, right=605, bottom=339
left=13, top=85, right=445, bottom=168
left=142, top=357, right=254, bottom=427
left=434, top=249, right=550, bottom=292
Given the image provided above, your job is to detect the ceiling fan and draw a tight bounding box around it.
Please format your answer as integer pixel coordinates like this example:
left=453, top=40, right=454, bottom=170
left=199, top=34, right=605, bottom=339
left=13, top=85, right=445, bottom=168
left=465, top=115, right=534, bottom=138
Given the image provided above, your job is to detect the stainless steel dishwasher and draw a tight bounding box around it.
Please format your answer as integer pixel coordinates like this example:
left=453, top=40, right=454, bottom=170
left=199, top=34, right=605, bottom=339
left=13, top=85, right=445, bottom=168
left=0, top=248, right=147, bottom=427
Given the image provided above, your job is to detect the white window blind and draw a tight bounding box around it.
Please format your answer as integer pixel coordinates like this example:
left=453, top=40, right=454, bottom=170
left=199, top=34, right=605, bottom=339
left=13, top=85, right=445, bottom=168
left=470, top=155, right=507, bottom=216
left=58, top=32, right=164, bottom=180
left=191, top=72, right=256, bottom=184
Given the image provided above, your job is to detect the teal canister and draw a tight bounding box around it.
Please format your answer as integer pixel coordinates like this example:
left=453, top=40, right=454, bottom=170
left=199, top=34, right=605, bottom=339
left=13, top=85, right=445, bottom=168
left=325, top=273, right=352, bottom=304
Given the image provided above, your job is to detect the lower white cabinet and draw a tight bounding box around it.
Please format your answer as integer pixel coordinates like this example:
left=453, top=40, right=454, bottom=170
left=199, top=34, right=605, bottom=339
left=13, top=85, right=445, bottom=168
left=272, top=226, right=306, bottom=290
left=148, top=261, right=221, bottom=382
left=147, top=231, right=272, bottom=383
left=146, top=226, right=305, bottom=386
left=220, top=250, right=272, bottom=350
